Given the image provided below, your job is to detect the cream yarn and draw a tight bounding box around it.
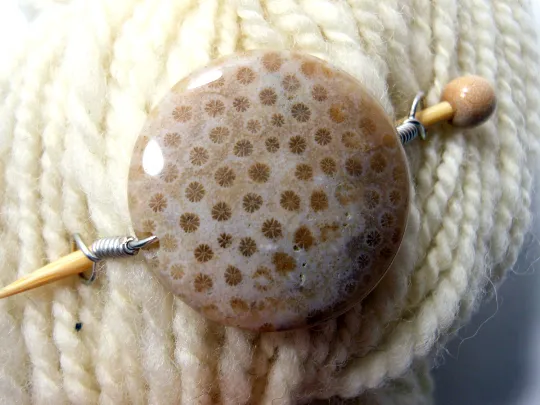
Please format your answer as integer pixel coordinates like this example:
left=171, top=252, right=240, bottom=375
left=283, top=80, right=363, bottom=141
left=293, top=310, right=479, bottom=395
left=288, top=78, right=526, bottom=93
left=0, top=0, right=538, bottom=404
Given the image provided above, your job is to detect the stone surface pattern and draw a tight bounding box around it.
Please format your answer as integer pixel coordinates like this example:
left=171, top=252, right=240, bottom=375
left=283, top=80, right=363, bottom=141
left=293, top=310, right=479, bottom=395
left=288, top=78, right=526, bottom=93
left=128, top=51, right=410, bottom=331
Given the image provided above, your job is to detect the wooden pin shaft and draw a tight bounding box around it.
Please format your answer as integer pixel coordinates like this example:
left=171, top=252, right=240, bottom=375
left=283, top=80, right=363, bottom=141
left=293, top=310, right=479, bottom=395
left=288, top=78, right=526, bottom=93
left=0, top=251, right=93, bottom=299
left=414, top=101, right=454, bottom=127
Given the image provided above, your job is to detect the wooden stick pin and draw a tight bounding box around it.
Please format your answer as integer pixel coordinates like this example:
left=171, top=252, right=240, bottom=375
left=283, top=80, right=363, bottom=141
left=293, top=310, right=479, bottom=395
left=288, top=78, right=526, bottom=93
left=0, top=75, right=496, bottom=299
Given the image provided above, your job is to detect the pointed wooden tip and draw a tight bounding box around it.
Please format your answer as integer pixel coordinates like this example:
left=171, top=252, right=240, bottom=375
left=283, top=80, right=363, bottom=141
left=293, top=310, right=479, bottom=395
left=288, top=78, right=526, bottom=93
left=0, top=251, right=93, bottom=299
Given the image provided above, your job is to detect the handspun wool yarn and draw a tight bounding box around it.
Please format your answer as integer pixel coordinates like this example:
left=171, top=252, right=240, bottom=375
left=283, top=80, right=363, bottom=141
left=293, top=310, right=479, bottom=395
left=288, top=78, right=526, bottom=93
left=0, top=0, right=538, bottom=404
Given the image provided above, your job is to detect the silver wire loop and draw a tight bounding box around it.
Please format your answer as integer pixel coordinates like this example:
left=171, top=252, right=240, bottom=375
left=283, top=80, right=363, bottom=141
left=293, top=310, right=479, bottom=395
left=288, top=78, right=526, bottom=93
left=408, top=91, right=424, bottom=119
left=73, top=234, right=100, bottom=262
left=396, top=92, right=427, bottom=144
left=73, top=233, right=158, bottom=285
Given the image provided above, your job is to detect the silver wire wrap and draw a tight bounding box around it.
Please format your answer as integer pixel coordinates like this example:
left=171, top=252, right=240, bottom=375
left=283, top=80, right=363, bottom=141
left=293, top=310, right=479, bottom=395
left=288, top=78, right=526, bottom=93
left=396, top=121, right=421, bottom=144
left=396, top=92, right=427, bottom=144
left=90, top=236, right=136, bottom=260
left=73, top=233, right=158, bottom=284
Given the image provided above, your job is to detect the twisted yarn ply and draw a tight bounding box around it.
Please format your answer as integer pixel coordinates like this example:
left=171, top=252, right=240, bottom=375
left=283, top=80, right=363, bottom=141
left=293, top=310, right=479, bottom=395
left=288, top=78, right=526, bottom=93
left=0, top=0, right=538, bottom=404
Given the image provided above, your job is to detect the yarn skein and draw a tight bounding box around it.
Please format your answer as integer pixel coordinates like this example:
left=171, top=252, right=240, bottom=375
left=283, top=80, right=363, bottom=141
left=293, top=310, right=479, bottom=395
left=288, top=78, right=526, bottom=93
left=0, top=0, right=538, bottom=404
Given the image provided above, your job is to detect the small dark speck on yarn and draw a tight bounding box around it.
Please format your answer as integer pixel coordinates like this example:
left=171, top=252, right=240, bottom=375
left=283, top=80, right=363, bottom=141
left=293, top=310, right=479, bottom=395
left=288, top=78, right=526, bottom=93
left=75, top=322, right=83, bottom=332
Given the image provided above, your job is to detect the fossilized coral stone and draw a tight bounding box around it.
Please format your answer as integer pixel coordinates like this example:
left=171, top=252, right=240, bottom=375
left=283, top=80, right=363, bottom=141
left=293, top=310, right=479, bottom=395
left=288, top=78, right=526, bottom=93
left=128, top=51, right=410, bottom=331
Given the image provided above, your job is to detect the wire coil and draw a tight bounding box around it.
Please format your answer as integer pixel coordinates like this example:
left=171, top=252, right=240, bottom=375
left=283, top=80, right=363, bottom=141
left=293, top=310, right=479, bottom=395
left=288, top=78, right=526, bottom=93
left=90, top=236, right=136, bottom=260
left=397, top=119, right=425, bottom=144
left=73, top=233, right=158, bottom=284
left=396, top=92, right=427, bottom=145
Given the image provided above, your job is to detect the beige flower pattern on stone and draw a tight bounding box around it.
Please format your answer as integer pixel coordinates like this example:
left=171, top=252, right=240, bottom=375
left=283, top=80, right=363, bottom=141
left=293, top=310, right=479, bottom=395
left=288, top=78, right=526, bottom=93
left=209, top=126, right=229, bottom=144
left=230, top=298, right=249, bottom=313
left=365, top=229, right=382, bottom=248
left=329, top=104, right=347, bottom=123
left=218, top=233, right=232, bottom=248
left=185, top=182, right=205, bottom=202
left=164, top=132, right=181, bottom=147
left=261, top=218, right=283, bottom=240
left=280, top=190, right=300, bottom=211
left=243, top=193, right=263, bottom=213
left=320, top=157, right=337, bottom=176
left=236, top=67, right=255, bottom=84
left=291, top=103, right=311, bottom=122
left=289, top=136, right=307, bottom=154
left=271, top=113, right=285, bottom=127
left=294, top=226, right=314, bottom=250
left=393, top=166, right=406, bottom=182
left=233, top=96, right=250, bottom=112
left=212, top=202, right=232, bottom=221
left=253, top=267, right=274, bottom=292
left=364, top=189, right=380, bottom=209
left=301, top=61, right=317, bottom=77
left=225, top=265, right=243, bottom=286
left=248, top=163, right=270, bottom=183
left=295, top=164, right=313, bottom=181
left=215, top=167, right=236, bottom=187
left=161, top=234, right=178, bottom=252
left=310, top=190, right=329, bottom=212
left=205, top=100, right=225, bottom=117
left=379, top=212, right=395, bottom=228
left=265, top=137, right=280, bottom=153
left=272, top=252, right=296, bottom=276
left=282, top=74, right=300, bottom=92
left=359, top=117, right=376, bottom=133
left=190, top=147, right=209, bottom=166
left=239, top=237, right=257, bottom=257
left=246, top=119, right=261, bottom=134
left=179, top=213, right=200, bottom=233
left=262, top=53, right=283, bottom=72
left=194, top=273, right=213, bottom=292
left=160, top=164, right=178, bottom=183
left=149, top=193, right=167, bottom=212
left=170, top=264, right=185, bottom=280
left=357, top=254, right=370, bottom=270
left=314, top=128, right=332, bottom=146
left=312, top=84, right=328, bottom=101
left=370, top=152, right=387, bottom=173
left=342, top=131, right=361, bottom=149
left=172, top=106, right=192, bottom=122
left=234, top=140, right=253, bottom=157
left=345, top=158, right=362, bottom=177
left=142, top=219, right=156, bottom=234
left=194, top=244, right=214, bottom=263
left=389, top=190, right=402, bottom=206
left=259, top=88, right=277, bottom=105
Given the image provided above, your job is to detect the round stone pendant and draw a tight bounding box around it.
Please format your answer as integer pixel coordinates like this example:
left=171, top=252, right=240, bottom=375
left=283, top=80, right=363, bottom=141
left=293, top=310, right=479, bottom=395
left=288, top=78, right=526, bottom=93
left=128, top=51, right=410, bottom=331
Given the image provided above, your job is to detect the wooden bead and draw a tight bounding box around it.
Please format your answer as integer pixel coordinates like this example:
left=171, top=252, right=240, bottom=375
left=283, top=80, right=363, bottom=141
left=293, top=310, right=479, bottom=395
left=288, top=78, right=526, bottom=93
left=128, top=51, right=410, bottom=331
left=441, top=75, right=497, bottom=128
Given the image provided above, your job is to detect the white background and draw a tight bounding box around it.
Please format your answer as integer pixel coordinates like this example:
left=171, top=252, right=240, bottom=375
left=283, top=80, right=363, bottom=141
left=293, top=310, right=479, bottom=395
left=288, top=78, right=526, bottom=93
left=0, top=1, right=539, bottom=404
